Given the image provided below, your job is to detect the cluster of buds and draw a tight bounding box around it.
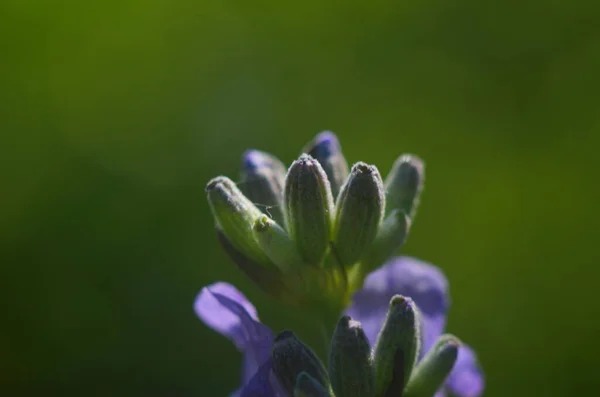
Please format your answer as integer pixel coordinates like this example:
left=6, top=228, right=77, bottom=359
left=271, top=296, right=460, bottom=397
left=206, top=132, right=424, bottom=312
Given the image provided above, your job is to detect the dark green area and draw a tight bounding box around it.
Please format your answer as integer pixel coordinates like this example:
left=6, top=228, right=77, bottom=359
left=2, top=1, right=599, bottom=395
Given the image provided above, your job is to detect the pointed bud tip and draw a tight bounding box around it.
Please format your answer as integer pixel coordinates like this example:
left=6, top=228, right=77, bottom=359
left=390, top=295, right=416, bottom=312
left=275, top=329, right=296, bottom=343
left=388, top=295, right=418, bottom=322
left=242, top=149, right=283, bottom=172
left=397, top=154, right=425, bottom=170
left=314, top=131, right=340, bottom=145
left=336, top=315, right=362, bottom=329
left=351, top=161, right=379, bottom=176
left=205, top=176, right=232, bottom=192
left=437, top=334, right=462, bottom=350
left=310, top=131, right=342, bottom=155
left=289, top=154, right=323, bottom=174
left=295, top=153, right=317, bottom=165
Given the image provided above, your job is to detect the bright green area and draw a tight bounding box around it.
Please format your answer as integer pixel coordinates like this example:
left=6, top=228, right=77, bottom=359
left=2, top=1, right=599, bottom=395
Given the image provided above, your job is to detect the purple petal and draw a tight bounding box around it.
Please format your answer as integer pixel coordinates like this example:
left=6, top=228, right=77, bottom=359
left=195, top=282, right=274, bottom=385
left=346, top=256, right=449, bottom=352
left=238, top=358, right=287, bottom=397
left=445, top=344, right=484, bottom=397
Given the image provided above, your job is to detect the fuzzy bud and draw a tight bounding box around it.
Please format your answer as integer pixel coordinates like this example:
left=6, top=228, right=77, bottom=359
left=206, top=176, right=267, bottom=264
left=373, top=295, right=421, bottom=396
left=329, top=316, right=374, bottom=397
left=384, top=155, right=424, bottom=219
left=241, top=150, right=286, bottom=225
left=403, top=335, right=460, bottom=397
left=272, top=331, right=331, bottom=394
left=332, top=162, right=384, bottom=267
left=283, top=154, right=334, bottom=265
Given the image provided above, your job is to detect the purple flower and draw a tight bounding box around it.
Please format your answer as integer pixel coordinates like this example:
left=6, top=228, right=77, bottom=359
left=346, top=257, right=484, bottom=397
left=194, top=282, right=285, bottom=396
left=195, top=257, right=484, bottom=397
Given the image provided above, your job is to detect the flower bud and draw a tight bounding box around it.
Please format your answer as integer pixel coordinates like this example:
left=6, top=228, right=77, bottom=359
left=206, top=176, right=267, bottom=263
left=294, top=372, right=331, bottom=397
left=283, top=154, right=334, bottom=265
left=384, top=155, right=424, bottom=219
left=332, top=162, right=384, bottom=267
left=361, top=209, right=410, bottom=273
left=329, top=316, right=374, bottom=397
left=241, top=150, right=286, bottom=225
left=373, top=295, right=421, bottom=396
left=403, top=335, right=460, bottom=397
left=253, top=215, right=303, bottom=272
left=272, top=331, right=331, bottom=394
left=302, top=131, right=349, bottom=198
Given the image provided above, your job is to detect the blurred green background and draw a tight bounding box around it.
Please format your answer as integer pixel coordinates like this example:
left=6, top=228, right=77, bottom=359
left=2, top=0, right=599, bottom=395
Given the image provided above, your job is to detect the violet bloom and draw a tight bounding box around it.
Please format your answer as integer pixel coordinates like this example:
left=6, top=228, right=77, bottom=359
left=346, top=257, right=484, bottom=397
left=195, top=257, right=484, bottom=397
left=195, top=282, right=285, bottom=396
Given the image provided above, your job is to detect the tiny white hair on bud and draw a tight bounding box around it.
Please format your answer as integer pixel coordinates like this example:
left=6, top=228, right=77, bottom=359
left=348, top=319, right=362, bottom=329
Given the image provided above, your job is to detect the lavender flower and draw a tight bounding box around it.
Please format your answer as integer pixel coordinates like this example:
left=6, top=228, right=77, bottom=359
left=199, top=132, right=483, bottom=396
left=346, top=257, right=484, bottom=397
left=194, top=282, right=285, bottom=396
left=195, top=257, right=484, bottom=397
left=205, top=131, right=416, bottom=313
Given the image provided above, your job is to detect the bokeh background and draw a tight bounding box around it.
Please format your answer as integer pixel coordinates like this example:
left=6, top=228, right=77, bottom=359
left=2, top=1, right=599, bottom=396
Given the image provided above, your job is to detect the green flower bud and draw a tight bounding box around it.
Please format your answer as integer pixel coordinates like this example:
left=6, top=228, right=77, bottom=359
left=284, top=154, right=334, bottom=265
left=329, top=316, right=375, bottom=397
left=302, top=131, right=349, bottom=198
left=206, top=176, right=267, bottom=263
left=361, top=209, right=410, bottom=274
left=403, top=335, right=460, bottom=397
left=384, top=155, right=424, bottom=219
left=332, top=162, right=384, bottom=267
left=294, top=372, right=332, bottom=397
left=272, top=331, right=332, bottom=394
left=373, top=295, right=421, bottom=396
left=241, top=150, right=286, bottom=225
left=253, top=215, right=303, bottom=272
